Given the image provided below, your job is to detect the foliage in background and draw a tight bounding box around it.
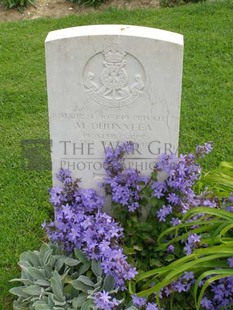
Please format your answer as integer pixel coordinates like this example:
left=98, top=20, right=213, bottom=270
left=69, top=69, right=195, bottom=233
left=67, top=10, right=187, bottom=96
left=160, top=0, right=204, bottom=8
left=1, top=1, right=232, bottom=308
left=68, top=0, right=104, bottom=7
left=0, top=0, right=205, bottom=9
left=199, top=161, right=233, bottom=198
left=0, top=0, right=33, bottom=9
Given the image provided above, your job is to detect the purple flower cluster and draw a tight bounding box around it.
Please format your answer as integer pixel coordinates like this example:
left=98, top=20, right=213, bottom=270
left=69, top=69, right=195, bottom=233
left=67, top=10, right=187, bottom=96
left=44, top=169, right=137, bottom=289
left=93, top=291, right=120, bottom=310
left=160, top=272, right=195, bottom=297
left=183, top=233, right=201, bottom=255
left=157, top=204, right=172, bottom=222
left=132, top=295, right=159, bottom=309
left=56, top=168, right=73, bottom=183
left=103, top=142, right=149, bottom=212
left=103, top=141, right=135, bottom=176
left=42, top=142, right=232, bottom=309
left=201, top=277, right=233, bottom=309
left=152, top=143, right=218, bottom=222
left=195, top=143, right=213, bottom=158
left=104, top=169, right=148, bottom=212
left=224, top=193, right=233, bottom=212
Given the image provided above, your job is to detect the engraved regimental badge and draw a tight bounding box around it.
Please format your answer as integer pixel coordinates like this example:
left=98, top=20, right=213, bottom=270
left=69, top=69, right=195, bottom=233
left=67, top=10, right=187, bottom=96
left=83, top=45, right=145, bottom=108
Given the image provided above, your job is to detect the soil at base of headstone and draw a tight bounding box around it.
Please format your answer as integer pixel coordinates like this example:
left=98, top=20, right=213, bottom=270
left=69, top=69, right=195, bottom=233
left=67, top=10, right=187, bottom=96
left=0, top=0, right=160, bottom=22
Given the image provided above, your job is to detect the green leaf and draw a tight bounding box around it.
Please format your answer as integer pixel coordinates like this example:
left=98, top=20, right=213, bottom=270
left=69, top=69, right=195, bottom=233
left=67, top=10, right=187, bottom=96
left=10, top=286, right=29, bottom=298
left=23, top=284, right=41, bottom=296
left=51, top=271, right=65, bottom=303
left=79, top=263, right=91, bottom=275
left=35, top=304, right=53, bottom=310
left=71, top=279, right=93, bottom=293
left=164, top=254, right=175, bottom=263
left=102, top=275, right=115, bottom=291
left=28, top=267, right=46, bottom=281
left=63, top=257, right=80, bottom=267
left=77, top=275, right=94, bottom=287
left=60, top=267, right=71, bottom=285
left=94, top=276, right=103, bottom=289
left=28, top=250, right=40, bottom=266
left=51, top=294, right=66, bottom=307
left=133, top=245, right=143, bottom=251
left=10, top=278, right=32, bottom=285
left=81, top=299, right=94, bottom=310
left=20, top=251, right=30, bottom=262
left=72, top=293, right=88, bottom=308
left=13, top=299, right=31, bottom=309
left=183, top=207, right=233, bottom=222
left=123, top=247, right=136, bottom=255
left=18, top=261, right=32, bottom=271
left=55, top=258, right=65, bottom=272
left=48, top=255, right=57, bottom=268
left=39, top=243, right=51, bottom=257
left=35, top=279, right=50, bottom=287
left=128, top=280, right=136, bottom=295
left=137, top=251, right=233, bottom=298
left=74, top=249, right=89, bottom=264
left=91, top=260, right=102, bottom=277
left=44, top=265, right=52, bottom=279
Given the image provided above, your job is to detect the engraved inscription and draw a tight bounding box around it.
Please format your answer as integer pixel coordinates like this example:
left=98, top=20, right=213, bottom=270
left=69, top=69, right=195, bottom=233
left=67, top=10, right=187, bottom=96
left=83, top=45, right=145, bottom=108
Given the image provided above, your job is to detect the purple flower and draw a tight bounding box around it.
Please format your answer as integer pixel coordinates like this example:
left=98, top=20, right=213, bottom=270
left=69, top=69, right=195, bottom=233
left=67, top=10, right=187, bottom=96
left=195, top=142, right=213, bottom=157
left=201, top=296, right=213, bottom=309
left=146, top=302, right=159, bottom=310
left=157, top=205, right=172, bottom=222
left=182, top=271, right=194, bottom=281
left=151, top=181, right=167, bottom=198
left=226, top=206, right=233, bottom=212
left=183, top=234, right=201, bottom=255
left=161, top=271, right=195, bottom=298
left=132, top=295, right=146, bottom=307
left=103, top=141, right=135, bottom=176
left=94, top=291, right=120, bottom=310
left=167, top=193, right=180, bottom=205
left=104, top=168, right=148, bottom=213
left=170, top=217, right=181, bottom=226
left=205, top=277, right=233, bottom=308
left=228, top=257, right=233, bottom=268
left=167, top=244, right=175, bottom=253
left=49, top=185, right=63, bottom=206
left=172, top=281, right=186, bottom=292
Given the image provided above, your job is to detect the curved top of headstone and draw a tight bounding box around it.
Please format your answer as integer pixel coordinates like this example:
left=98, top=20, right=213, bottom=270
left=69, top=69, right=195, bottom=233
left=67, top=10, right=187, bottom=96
left=45, top=24, right=183, bottom=46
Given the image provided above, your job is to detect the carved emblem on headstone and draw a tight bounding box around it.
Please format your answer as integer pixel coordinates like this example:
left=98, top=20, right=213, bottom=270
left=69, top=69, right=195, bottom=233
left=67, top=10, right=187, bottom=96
left=83, top=45, right=145, bottom=108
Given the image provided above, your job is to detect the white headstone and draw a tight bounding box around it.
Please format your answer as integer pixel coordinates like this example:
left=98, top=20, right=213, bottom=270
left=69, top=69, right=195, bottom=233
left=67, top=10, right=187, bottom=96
left=45, top=25, right=183, bottom=188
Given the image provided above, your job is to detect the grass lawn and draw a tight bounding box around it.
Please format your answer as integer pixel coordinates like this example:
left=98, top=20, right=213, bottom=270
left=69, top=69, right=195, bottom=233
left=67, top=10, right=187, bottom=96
left=0, top=0, right=232, bottom=308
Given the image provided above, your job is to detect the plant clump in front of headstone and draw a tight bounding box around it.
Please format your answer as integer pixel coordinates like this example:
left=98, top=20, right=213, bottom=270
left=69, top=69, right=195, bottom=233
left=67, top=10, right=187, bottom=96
left=10, top=142, right=233, bottom=309
left=10, top=243, right=126, bottom=309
